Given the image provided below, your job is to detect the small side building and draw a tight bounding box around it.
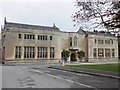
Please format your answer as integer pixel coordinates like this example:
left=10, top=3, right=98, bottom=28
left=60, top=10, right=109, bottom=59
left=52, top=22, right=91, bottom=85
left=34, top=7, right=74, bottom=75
left=84, top=31, right=118, bottom=62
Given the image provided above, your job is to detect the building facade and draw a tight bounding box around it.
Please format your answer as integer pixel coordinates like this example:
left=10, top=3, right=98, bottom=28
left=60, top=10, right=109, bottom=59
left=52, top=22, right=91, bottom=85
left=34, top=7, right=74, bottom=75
left=1, top=19, right=119, bottom=64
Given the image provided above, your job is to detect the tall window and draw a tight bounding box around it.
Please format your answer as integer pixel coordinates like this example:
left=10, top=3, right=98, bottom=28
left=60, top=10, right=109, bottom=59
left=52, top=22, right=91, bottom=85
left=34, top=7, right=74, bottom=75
left=38, top=47, right=47, bottom=58
left=112, top=49, right=115, bottom=57
left=105, top=49, right=110, bottom=57
left=93, top=48, right=97, bottom=57
left=15, top=46, right=21, bottom=58
left=50, top=36, right=52, bottom=40
left=74, top=36, right=77, bottom=46
left=95, top=39, right=97, bottom=44
left=24, top=47, right=35, bottom=58
left=18, top=34, right=22, bottom=39
left=70, top=37, right=72, bottom=46
left=50, top=47, right=55, bottom=58
left=111, top=40, right=113, bottom=44
left=98, top=48, right=104, bottom=58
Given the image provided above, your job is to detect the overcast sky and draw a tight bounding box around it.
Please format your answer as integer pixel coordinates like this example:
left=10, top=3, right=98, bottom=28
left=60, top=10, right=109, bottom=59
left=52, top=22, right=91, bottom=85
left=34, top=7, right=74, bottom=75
left=0, top=0, right=83, bottom=33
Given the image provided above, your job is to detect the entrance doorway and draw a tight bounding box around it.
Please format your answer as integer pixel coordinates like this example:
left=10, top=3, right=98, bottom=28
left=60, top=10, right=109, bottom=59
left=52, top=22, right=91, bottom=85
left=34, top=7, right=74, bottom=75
left=70, top=53, right=76, bottom=61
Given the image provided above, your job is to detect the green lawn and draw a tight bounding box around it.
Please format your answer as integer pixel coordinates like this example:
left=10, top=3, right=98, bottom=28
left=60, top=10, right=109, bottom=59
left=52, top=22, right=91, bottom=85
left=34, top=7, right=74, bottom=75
left=66, top=63, right=119, bottom=72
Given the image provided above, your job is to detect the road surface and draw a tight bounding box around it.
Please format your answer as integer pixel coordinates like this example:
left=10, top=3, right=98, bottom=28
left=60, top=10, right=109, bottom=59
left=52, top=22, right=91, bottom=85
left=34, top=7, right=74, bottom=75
left=2, top=64, right=119, bottom=89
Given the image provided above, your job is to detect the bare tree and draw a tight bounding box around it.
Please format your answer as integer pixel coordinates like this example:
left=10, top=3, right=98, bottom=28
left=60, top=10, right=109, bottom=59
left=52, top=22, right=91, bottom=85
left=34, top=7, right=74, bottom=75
left=72, top=0, right=120, bottom=34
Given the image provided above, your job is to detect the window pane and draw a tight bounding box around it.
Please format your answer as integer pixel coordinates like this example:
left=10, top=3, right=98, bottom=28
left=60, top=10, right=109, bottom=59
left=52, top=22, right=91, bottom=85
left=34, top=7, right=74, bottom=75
left=50, top=36, right=52, bottom=40
left=18, top=34, right=22, bottom=39
left=15, top=46, right=21, bottom=58
left=105, top=49, right=110, bottom=57
left=98, top=48, right=104, bottom=57
left=93, top=48, right=97, bottom=57
left=50, top=47, right=54, bottom=58
left=112, top=49, right=115, bottom=57
left=70, top=37, right=72, bottom=46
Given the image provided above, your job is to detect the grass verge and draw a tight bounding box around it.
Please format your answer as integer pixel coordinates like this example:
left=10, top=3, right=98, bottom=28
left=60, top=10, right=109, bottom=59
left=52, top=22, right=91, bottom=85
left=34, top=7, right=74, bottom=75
left=66, top=63, right=119, bottom=72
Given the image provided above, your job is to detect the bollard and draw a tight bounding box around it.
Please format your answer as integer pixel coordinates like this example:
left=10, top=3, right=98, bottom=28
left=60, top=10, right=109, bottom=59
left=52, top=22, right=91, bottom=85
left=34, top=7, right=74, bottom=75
left=61, top=60, right=64, bottom=67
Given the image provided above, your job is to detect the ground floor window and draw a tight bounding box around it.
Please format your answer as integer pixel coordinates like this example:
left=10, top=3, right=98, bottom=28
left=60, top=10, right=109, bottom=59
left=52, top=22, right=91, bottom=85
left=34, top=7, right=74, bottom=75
left=38, top=47, right=47, bottom=58
left=105, top=49, right=110, bottom=57
left=93, top=48, right=115, bottom=58
left=24, top=47, right=35, bottom=58
left=93, top=48, right=97, bottom=58
left=112, top=49, right=115, bottom=57
left=15, top=46, right=21, bottom=58
left=50, top=47, right=55, bottom=58
left=98, top=48, right=104, bottom=58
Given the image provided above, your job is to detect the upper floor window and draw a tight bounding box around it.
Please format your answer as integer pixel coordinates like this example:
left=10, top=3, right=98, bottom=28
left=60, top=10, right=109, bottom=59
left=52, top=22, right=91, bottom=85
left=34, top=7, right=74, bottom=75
left=50, top=36, right=52, bottom=40
left=38, top=35, right=47, bottom=40
left=74, top=36, right=77, bottom=47
left=111, top=40, right=113, bottom=44
left=98, top=39, right=104, bottom=44
left=95, top=39, right=97, bottom=44
left=70, top=37, right=72, bottom=46
left=24, top=34, right=35, bottom=40
left=18, top=34, right=22, bottom=39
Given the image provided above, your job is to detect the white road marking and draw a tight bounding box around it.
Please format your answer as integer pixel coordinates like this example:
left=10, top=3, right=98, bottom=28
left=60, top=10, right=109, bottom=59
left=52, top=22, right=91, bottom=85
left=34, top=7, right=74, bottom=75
left=30, top=69, right=100, bottom=90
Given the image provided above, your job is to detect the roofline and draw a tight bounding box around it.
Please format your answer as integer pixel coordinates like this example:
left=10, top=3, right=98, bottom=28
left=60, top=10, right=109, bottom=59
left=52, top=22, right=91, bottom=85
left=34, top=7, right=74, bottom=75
left=5, top=21, right=60, bottom=30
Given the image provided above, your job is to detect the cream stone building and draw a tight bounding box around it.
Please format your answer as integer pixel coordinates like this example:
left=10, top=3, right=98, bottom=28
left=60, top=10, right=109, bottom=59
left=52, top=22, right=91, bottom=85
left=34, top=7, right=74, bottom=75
left=1, top=18, right=118, bottom=64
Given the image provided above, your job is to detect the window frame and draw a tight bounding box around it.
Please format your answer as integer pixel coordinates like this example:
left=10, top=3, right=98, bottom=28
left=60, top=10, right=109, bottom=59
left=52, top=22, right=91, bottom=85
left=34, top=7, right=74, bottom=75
left=50, top=47, right=55, bottom=59
left=15, top=46, right=21, bottom=59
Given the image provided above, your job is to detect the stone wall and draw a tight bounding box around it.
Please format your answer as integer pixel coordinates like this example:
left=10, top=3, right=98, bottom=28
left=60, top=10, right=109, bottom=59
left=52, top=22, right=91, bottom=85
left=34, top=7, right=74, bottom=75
left=87, top=34, right=118, bottom=62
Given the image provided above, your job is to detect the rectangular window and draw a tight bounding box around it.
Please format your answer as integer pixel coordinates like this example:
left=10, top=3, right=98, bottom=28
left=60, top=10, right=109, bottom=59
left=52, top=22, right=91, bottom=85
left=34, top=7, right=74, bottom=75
left=24, top=34, right=35, bottom=40
left=18, top=34, right=22, bottom=39
left=50, top=47, right=55, bottom=58
left=105, top=49, right=110, bottom=57
left=38, top=35, right=47, bottom=40
left=95, top=39, right=97, bottom=44
left=24, top=34, right=27, bottom=39
left=50, top=36, right=52, bottom=40
left=45, top=36, right=47, bottom=40
left=38, top=35, right=40, bottom=40
left=15, top=46, right=21, bottom=58
left=98, top=40, right=104, bottom=44
left=111, top=40, right=113, bottom=44
left=93, top=48, right=97, bottom=57
left=98, top=48, right=104, bottom=58
left=24, top=47, right=35, bottom=58
left=38, top=47, right=47, bottom=58
left=112, top=49, right=115, bottom=57
left=74, top=36, right=77, bottom=47
left=70, top=37, right=72, bottom=46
